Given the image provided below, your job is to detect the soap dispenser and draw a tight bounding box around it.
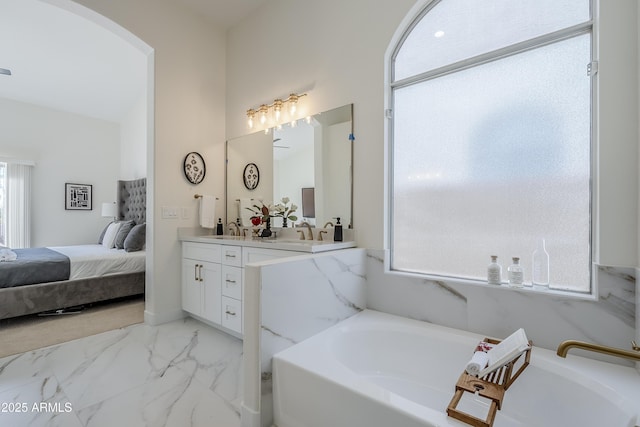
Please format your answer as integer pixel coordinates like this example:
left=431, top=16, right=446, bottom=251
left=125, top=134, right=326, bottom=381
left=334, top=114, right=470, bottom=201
left=333, top=217, right=343, bottom=242
left=216, top=218, right=223, bottom=235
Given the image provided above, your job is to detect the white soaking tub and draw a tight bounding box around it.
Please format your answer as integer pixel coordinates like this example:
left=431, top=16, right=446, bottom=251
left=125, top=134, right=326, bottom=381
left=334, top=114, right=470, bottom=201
left=273, top=310, right=640, bottom=427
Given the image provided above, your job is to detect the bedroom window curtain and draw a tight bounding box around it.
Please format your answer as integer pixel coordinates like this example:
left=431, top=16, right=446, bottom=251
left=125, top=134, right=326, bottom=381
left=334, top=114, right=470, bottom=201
left=6, top=162, right=32, bottom=248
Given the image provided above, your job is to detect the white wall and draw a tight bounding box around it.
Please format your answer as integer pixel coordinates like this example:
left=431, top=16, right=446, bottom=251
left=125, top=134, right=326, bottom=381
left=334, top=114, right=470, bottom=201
left=0, top=97, right=120, bottom=247
left=120, top=93, right=147, bottom=179
left=74, top=0, right=227, bottom=324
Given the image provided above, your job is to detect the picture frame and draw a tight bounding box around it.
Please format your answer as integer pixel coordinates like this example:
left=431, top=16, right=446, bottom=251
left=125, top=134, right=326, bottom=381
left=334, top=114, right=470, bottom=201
left=65, top=183, right=92, bottom=210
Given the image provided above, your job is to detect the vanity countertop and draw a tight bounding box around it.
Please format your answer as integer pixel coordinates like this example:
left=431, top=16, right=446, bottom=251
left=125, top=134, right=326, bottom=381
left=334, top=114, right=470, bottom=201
left=179, top=228, right=356, bottom=253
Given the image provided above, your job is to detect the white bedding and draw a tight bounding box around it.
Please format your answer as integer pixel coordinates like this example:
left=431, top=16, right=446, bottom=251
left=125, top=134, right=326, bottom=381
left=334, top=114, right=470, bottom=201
left=48, top=245, right=146, bottom=281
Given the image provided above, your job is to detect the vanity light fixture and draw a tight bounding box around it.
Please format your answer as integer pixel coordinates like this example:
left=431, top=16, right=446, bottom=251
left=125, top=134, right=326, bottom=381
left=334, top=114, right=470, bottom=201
left=246, top=92, right=307, bottom=130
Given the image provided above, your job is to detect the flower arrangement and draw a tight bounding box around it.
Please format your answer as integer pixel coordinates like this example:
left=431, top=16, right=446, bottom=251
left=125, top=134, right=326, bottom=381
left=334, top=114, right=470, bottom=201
left=245, top=197, right=298, bottom=228
left=274, top=197, right=298, bottom=227
left=246, top=201, right=275, bottom=226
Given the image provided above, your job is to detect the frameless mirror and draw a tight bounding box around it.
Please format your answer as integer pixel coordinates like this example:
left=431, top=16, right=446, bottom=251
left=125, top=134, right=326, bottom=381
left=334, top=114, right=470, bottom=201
left=226, top=103, right=353, bottom=229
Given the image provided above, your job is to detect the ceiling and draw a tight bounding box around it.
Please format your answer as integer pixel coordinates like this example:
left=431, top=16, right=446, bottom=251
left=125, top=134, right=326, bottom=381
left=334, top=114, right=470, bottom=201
left=0, top=0, right=268, bottom=123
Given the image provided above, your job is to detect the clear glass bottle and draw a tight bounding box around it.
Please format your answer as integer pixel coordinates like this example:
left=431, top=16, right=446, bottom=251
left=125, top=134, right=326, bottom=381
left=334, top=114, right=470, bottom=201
left=508, top=257, right=524, bottom=288
left=487, top=255, right=502, bottom=285
left=532, top=238, right=550, bottom=288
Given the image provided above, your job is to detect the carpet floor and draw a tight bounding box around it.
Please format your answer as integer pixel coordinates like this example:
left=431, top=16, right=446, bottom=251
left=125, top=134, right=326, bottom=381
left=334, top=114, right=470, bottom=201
left=0, top=296, right=145, bottom=358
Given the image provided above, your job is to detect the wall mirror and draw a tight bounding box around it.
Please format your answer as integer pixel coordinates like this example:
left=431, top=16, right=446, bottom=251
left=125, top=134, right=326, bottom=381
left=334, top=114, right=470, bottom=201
left=226, top=103, right=353, bottom=229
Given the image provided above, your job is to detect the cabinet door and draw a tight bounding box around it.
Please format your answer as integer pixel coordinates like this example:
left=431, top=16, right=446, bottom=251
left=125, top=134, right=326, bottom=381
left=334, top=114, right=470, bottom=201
left=200, top=261, right=222, bottom=324
left=182, top=258, right=202, bottom=316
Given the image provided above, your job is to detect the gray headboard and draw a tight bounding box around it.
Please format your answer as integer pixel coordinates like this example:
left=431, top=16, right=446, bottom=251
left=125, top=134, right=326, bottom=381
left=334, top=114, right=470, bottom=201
left=117, top=178, right=146, bottom=224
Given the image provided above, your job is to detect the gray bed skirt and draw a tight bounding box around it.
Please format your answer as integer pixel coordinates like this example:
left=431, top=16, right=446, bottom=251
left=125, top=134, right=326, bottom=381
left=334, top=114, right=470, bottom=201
left=0, top=272, right=145, bottom=320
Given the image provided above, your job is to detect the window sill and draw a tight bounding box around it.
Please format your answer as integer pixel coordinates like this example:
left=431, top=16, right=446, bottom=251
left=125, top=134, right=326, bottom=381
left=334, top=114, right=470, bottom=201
left=384, top=267, right=598, bottom=302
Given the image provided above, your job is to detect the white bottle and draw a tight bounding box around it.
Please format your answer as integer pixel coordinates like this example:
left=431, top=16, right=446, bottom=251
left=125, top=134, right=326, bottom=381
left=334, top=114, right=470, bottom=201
left=487, top=255, right=502, bottom=285
left=508, top=257, right=524, bottom=288
left=532, top=238, right=550, bottom=288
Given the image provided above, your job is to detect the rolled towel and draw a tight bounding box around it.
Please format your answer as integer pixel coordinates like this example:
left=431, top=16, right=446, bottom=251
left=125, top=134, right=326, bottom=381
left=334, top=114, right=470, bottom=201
left=0, top=248, right=17, bottom=261
left=465, top=350, right=490, bottom=376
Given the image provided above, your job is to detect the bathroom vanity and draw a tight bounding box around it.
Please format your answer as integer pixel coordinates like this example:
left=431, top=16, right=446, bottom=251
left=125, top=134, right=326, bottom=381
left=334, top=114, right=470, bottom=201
left=180, top=231, right=356, bottom=337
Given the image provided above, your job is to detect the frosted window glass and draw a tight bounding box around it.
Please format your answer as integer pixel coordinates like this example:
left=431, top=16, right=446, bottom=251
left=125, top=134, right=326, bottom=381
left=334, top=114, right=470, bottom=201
left=394, top=0, right=590, bottom=81
left=391, top=35, right=591, bottom=291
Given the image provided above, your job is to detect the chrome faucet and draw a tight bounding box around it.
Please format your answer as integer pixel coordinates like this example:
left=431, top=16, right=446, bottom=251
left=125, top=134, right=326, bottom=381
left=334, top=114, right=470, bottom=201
left=298, top=221, right=314, bottom=240
left=556, top=340, right=640, bottom=362
left=227, top=222, right=240, bottom=236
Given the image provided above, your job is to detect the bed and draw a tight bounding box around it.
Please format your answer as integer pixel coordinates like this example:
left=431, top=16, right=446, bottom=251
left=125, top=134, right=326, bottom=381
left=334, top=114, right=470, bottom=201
left=0, top=178, right=146, bottom=320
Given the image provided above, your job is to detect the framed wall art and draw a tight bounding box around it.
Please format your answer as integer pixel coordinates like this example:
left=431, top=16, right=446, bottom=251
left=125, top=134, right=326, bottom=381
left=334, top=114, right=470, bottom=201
left=243, top=162, right=260, bottom=190
left=65, top=183, right=92, bottom=210
left=183, top=152, right=206, bottom=184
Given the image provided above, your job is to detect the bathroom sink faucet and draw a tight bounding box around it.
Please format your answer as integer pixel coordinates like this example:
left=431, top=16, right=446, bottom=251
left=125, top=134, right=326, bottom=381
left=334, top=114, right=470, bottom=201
left=227, top=222, right=240, bottom=236
left=298, top=222, right=314, bottom=240
left=556, top=340, right=640, bottom=362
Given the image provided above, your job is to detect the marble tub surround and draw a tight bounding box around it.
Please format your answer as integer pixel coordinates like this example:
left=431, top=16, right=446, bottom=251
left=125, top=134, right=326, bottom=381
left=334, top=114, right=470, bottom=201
left=242, top=248, right=367, bottom=427
left=0, top=317, right=243, bottom=427
left=178, top=226, right=356, bottom=253
left=367, top=249, right=636, bottom=366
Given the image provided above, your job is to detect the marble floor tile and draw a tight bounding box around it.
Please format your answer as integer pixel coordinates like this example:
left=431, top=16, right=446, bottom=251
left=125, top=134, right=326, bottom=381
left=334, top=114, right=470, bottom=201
left=0, top=317, right=242, bottom=427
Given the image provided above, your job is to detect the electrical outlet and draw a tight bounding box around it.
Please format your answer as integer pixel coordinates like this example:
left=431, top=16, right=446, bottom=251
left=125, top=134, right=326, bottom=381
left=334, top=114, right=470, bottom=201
left=181, top=207, right=190, bottom=219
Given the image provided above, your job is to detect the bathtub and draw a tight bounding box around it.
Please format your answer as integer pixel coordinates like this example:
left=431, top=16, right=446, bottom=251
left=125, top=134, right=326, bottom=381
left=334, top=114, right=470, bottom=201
left=273, top=310, right=640, bottom=427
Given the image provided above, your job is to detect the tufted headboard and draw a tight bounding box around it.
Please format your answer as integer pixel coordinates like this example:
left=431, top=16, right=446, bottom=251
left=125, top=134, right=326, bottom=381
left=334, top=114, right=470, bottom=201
left=117, top=178, right=146, bottom=224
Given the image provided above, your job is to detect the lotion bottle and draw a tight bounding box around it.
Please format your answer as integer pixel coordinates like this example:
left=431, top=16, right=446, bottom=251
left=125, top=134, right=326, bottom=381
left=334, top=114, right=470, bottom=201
left=333, top=217, right=343, bottom=242
left=508, top=257, right=524, bottom=288
left=216, top=218, right=223, bottom=235
left=487, top=255, right=502, bottom=285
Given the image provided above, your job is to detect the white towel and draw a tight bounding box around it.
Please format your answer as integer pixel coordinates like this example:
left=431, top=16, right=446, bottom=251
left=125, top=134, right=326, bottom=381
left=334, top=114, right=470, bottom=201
left=465, top=351, right=490, bottom=376
left=239, top=197, right=259, bottom=226
left=0, top=248, right=17, bottom=261
left=199, top=195, right=217, bottom=229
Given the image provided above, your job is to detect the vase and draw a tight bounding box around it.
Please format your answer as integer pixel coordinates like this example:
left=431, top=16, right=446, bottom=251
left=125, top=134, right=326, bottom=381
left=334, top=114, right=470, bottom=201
left=261, top=217, right=272, bottom=238
left=282, top=217, right=288, bottom=228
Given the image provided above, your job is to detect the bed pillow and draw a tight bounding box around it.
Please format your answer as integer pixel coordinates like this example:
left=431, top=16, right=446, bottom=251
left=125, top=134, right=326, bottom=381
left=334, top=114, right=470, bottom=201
left=102, top=221, right=123, bottom=249
left=98, top=221, right=114, bottom=244
left=124, top=223, right=146, bottom=252
left=114, top=220, right=136, bottom=249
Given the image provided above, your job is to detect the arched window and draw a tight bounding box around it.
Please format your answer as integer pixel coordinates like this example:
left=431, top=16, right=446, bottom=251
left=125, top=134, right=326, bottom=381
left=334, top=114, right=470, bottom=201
left=386, top=0, right=593, bottom=292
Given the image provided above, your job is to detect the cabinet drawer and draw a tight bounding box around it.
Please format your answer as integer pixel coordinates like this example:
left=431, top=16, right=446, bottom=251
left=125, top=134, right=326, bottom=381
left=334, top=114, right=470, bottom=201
left=221, top=296, right=242, bottom=334
left=222, top=265, right=242, bottom=300
left=221, top=245, right=242, bottom=267
left=183, top=242, right=221, bottom=263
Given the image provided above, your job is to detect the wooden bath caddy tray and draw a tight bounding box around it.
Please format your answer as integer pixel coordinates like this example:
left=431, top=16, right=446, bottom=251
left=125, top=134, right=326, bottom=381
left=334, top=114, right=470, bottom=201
left=446, top=337, right=532, bottom=427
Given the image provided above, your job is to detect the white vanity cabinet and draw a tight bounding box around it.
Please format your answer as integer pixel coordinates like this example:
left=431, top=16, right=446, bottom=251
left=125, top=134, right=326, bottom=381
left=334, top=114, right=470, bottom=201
left=182, top=240, right=307, bottom=338
left=182, top=243, right=223, bottom=324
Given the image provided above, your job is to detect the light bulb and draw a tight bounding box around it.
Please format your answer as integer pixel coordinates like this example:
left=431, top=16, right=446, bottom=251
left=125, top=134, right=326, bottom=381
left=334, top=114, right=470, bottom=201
left=288, top=93, right=299, bottom=116
left=259, top=105, right=268, bottom=125
left=247, top=109, right=255, bottom=129
left=273, top=99, right=283, bottom=122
